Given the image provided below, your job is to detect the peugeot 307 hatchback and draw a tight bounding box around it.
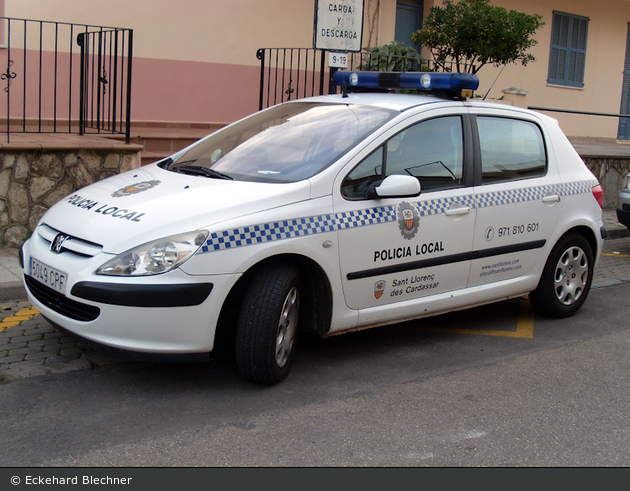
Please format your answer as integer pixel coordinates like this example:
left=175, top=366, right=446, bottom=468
left=21, top=71, right=606, bottom=384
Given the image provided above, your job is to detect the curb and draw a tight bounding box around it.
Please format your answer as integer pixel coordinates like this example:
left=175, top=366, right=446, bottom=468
left=0, top=281, right=27, bottom=302
left=606, top=228, right=630, bottom=240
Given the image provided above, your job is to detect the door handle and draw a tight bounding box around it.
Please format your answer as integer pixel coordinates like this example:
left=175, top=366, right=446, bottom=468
left=542, top=194, right=560, bottom=203
left=445, top=205, right=471, bottom=216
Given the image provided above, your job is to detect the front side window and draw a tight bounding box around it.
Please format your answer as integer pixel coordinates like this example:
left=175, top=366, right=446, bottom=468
left=166, top=102, right=396, bottom=183
left=477, top=116, right=547, bottom=183
left=548, top=11, right=589, bottom=88
left=343, top=116, right=464, bottom=199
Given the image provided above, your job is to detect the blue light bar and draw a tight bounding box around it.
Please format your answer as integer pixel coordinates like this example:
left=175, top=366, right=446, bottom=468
left=333, top=71, right=480, bottom=92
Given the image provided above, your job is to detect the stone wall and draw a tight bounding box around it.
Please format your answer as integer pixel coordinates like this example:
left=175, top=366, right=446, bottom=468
left=0, top=148, right=140, bottom=248
left=584, top=157, right=630, bottom=209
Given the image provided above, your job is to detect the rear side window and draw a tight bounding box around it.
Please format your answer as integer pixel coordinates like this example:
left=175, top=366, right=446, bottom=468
left=477, top=116, right=547, bottom=183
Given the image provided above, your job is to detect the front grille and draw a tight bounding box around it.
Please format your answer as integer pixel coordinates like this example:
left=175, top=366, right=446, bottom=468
left=37, top=223, right=103, bottom=258
left=24, top=275, right=100, bottom=322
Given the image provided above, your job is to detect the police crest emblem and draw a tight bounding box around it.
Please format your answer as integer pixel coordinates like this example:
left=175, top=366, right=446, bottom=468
left=112, top=180, right=161, bottom=198
left=397, top=201, right=419, bottom=240
left=374, top=280, right=386, bottom=299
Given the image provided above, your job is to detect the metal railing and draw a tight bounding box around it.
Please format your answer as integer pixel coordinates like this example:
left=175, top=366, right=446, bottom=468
left=257, top=48, right=466, bottom=110
left=1, top=17, right=133, bottom=143
left=257, top=48, right=328, bottom=111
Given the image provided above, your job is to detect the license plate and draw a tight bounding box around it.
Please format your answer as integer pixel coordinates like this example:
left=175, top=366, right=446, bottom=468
left=29, top=257, right=68, bottom=294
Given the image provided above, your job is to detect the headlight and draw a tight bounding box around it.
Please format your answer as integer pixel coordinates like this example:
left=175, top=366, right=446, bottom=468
left=96, top=230, right=208, bottom=276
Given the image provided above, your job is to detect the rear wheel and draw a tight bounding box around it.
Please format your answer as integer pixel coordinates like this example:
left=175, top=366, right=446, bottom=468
left=529, top=233, right=593, bottom=318
left=235, top=264, right=301, bottom=385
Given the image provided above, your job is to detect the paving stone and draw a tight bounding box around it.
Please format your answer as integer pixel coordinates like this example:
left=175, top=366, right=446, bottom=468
left=28, top=339, right=55, bottom=348
left=6, top=341, right=28, bottom=349
left=43, top=331, right=63, bottom=340
left=14, top=333, right=44, bottom=343
left=22, top=328, right=49, bottom=337
left=23, top=351, right=50, bottom=361
left=0, top=354, right=26, bottom=364
left=8, top=358, right=46, bottom=367
left=60, top=347, right=87, bottom=357
left=44, top=342, right=79, bottom=351
left=8, top=346, right=42, bottom=356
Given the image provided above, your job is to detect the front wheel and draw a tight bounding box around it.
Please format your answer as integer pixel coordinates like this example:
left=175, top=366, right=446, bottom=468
left=235, top=264, right=301, bottom=385
left=529, top=233, right=594, bottom=318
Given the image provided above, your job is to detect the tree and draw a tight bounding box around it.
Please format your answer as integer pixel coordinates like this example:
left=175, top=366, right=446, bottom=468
left=410, top=0, right=544, bottom=74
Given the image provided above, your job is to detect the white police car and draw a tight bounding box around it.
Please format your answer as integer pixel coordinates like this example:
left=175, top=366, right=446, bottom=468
left=21, top=71, right=606, bottom=384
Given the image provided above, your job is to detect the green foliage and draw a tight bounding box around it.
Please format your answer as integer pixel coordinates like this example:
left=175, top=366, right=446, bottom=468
left=410, top=0, right=544, bottom=74
left=359, top=41, right=425, bottom=72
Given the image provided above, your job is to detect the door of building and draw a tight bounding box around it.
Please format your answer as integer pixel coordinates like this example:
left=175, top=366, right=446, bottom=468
left=395, top=1, right=423, bottom=47
left=618, top=24, right=630, bottom=140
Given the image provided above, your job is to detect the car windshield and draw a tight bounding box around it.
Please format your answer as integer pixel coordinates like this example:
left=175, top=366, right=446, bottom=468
left=165, top=102, right=397, bottom=183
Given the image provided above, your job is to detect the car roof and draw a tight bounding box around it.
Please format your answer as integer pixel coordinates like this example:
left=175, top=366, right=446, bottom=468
left=270, top=92, right=559, bottom=138
left=296, top=92, right=458, bottom=112
left=290, top=91, right=554, bottom=123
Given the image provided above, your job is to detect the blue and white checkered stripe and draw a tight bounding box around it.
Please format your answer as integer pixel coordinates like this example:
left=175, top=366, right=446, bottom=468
left=562, top=180, right=598, bottom=197
left=201, top=215, right=338, bottom=253
left=416, top=195, right=476, bottom=216
left=334, top=206, right=397, bottom=230
left=199, top=180, right=598, bottom=254
left=475, top=183, right=563, bottom=208
left=201, top=207, right=398, bottom=252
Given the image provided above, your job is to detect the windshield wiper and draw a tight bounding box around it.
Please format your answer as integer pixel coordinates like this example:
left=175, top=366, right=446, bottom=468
left=171, top=164, right=234, bottom=180
left=157, top=157, right=173, bottom=169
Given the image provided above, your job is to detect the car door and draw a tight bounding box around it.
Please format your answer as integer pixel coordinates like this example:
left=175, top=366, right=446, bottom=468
left=467, top=109, right=564, bottom=288
left=333, top=109, right=477, bottom=316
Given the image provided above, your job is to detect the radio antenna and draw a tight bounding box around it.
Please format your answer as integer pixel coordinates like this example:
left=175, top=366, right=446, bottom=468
left=483, top=65, right=506, bottom=101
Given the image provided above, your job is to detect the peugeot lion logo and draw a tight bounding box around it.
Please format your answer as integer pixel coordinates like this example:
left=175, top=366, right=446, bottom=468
left=51, top=233, right=70, bottom=254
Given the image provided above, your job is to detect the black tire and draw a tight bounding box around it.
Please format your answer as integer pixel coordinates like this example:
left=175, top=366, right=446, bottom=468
left=529, top=233, right=594, bottom=318
left=235, top=264, right=301, bottom=385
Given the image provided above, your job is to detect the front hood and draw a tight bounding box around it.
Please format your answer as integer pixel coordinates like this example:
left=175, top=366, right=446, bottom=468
left=40, top=164, right=311, bottom=254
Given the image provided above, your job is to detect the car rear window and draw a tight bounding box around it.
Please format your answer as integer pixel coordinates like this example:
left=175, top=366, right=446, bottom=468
left=477, top=116, right=547, bottom=183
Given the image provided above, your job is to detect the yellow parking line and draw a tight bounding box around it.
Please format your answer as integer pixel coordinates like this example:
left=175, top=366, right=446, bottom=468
left=409, top=297, right=535, bottom=339
left=0, top=307, right=40, bottom=332
left=601, top=253, right=630, bottom=258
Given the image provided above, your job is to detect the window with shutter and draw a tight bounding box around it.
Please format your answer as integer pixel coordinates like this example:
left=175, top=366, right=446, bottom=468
left=548, top=11, right=589, bottom=87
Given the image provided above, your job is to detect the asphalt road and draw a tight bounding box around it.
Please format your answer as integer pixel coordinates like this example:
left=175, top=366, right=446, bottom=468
left=1, top=280, right=629, bottom=467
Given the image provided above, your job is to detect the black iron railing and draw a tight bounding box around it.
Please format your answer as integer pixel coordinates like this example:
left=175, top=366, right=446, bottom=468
left=1, top=17, right=133, bottom=143
left=257, top=48, right=328, bottom=111
left=257, top=48, right=465, bottom=110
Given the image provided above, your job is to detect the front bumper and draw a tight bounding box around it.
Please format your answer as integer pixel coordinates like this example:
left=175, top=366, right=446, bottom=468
left=21, top=237, right=239, bottom=354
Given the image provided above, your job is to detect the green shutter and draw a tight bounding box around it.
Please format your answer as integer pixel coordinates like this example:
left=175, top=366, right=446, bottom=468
left=548, top=11, right=588, bottom=87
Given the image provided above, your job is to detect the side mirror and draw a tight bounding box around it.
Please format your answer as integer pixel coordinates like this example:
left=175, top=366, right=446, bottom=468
left=367, top=174, right=421, bottom=199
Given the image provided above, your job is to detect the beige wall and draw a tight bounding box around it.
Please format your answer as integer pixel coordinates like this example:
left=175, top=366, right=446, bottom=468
left=473, top=0, right=630, bottom=139
left=2, top=1, right=394, bottom=123
left=1, top=0, right=425, bottom=67
left=5, top=0, right=379, bottom=65
left=3, top=0, right=630, bottom=139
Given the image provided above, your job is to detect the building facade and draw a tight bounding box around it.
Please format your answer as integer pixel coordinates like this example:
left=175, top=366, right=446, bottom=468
left=2, top=0, right=630, bottom=140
